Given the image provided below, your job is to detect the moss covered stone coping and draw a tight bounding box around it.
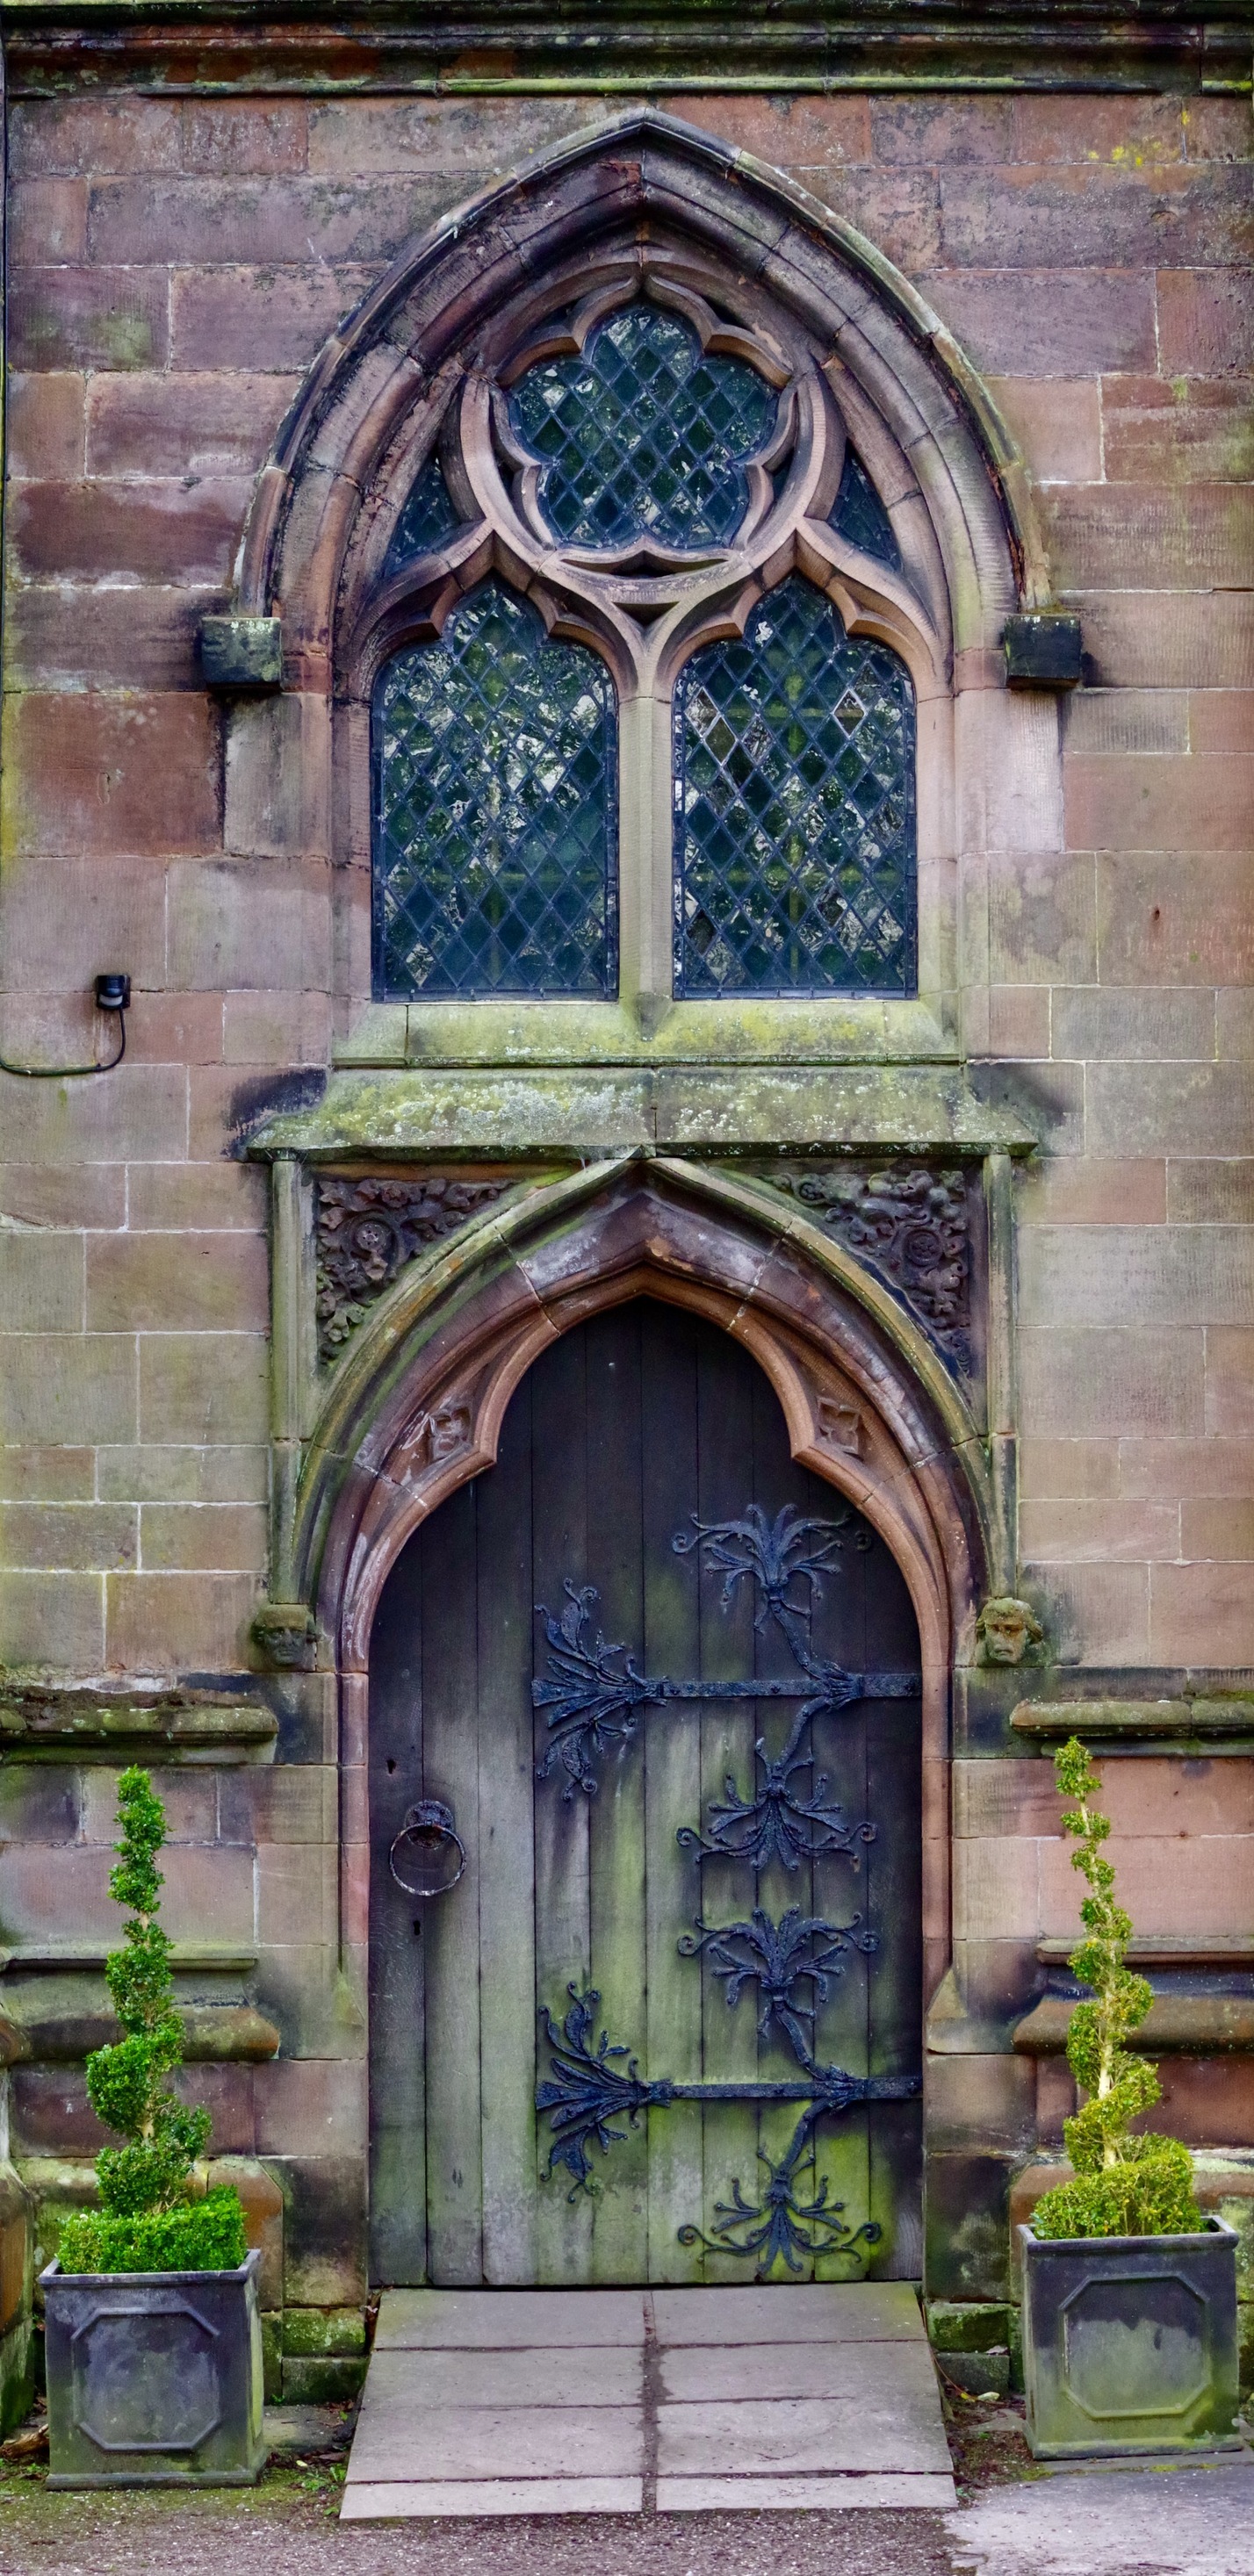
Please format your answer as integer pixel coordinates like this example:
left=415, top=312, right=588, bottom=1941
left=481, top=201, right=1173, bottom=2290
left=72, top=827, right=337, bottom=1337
left=5, top=3, right=1250, bottom=96
left=1010, top=1698, right=1254, bottom=1752
left=1014, top=1938, right=1254, bottom=2057
left=1015, top=1994, right=1254, bottom=2056
left=247, top=1066, right=1038, bottom=1161
left=0, top=1688, right=277, bottom=1764
left=0, top=1946, right=256, bottom=1974
left=0, top=2004, right=279, bottom=2066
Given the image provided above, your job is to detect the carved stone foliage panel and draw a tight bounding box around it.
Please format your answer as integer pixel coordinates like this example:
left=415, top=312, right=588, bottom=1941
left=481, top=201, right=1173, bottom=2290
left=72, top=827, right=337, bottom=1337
left=313, top=1158, right=986, bottom=1402
left=746, top=1160, right=984, bottom=1389
left=316, top=1173, right=512, bottom=1363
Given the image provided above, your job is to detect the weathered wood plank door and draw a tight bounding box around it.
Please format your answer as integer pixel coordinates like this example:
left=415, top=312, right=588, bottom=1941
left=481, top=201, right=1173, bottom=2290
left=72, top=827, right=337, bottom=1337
left=369, top=1299, right=922, bottom=2287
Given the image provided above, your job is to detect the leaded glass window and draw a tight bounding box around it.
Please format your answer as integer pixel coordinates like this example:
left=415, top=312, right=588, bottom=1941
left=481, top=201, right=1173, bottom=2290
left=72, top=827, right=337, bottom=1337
left=385, top=457, right=461, bottom=575
left=674, top=577, right=916, bottom=998
left=509, top=304, right=776, bottom=550
left=372, top=582, right=617, bottom=1000
left=831, top=450, right=902, bottom=572
left=366, top=261, right=937, bottom=1016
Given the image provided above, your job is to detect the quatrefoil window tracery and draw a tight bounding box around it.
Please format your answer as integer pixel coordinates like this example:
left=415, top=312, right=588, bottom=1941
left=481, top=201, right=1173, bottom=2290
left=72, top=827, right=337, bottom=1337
left=364, top=262, right=946, bottom=1007
left=506, top=301, right=782, bottom=555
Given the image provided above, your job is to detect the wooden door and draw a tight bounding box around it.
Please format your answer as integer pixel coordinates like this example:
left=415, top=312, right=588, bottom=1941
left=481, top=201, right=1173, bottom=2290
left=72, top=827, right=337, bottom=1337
left=369, top=1299, right=923, bottom=2287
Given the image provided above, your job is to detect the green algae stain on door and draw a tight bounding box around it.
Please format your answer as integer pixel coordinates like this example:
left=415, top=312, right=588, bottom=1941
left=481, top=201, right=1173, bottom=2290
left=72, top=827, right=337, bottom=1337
left=369, top=1299, right=923, bottom=2288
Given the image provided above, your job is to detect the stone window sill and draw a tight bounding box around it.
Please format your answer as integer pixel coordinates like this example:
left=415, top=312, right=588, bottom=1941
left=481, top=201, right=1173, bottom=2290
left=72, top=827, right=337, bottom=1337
left=334, top=996, right=958, bottom=1072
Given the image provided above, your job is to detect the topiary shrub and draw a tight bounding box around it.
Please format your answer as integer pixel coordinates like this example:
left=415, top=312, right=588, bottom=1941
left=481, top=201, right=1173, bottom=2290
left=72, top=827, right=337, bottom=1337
left=56, top=1767, right=246, bottom=2277
left=1031, top=1738, right=1204, bottom=2242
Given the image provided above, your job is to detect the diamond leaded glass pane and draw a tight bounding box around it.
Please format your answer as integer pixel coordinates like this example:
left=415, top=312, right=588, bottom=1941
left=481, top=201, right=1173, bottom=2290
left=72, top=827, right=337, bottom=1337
left=830, top=450, right=902, bottom=572
left=385, top=457, right=461, bottom=576
left=509, top=303, right=777, bottom=550
left=674, top=576, right=916, bottom=998
left=373, top=581, right=617, bottom=999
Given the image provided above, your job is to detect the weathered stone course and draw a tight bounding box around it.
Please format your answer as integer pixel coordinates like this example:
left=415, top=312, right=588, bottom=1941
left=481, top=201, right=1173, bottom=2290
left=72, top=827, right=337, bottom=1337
left=0, top=54, right=1250, bottom=2328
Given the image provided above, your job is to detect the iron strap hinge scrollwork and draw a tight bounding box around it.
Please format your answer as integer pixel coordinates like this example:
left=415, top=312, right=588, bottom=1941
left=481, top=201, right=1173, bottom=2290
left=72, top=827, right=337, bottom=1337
left=533, top=1505, right=920, bottom=1799
left=537, top=1986, right=919, bottom=2180
left=537, top=1983, right=920, bottom=2276
left=532, top=1498, right=922, bottom=2276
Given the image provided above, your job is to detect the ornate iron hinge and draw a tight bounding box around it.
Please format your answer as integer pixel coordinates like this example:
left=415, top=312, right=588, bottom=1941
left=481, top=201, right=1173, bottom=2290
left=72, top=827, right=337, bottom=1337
left=537, top=1983, right=919, bottom=2277
left=533, top=1505, right=919, bottom=1798
left=531, top=1500, right=922, bottom=2277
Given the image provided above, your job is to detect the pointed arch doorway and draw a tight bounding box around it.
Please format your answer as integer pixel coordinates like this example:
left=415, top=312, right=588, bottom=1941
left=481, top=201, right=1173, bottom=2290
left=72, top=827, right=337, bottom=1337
left=368, top=1293, right=923, bottom=2291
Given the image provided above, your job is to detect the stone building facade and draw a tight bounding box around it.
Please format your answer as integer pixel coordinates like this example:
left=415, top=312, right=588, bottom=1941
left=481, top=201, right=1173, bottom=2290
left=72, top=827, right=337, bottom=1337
left=0, top=0, right=1251, bottom=2424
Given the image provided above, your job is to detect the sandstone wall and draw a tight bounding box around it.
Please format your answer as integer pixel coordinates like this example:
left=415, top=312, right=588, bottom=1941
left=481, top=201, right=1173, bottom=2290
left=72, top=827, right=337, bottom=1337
left=0, top=70, right=1250, bottom=2342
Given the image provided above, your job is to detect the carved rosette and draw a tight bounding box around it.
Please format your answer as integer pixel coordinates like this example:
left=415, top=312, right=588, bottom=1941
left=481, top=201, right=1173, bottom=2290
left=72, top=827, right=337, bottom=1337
left=316, top=1174, right=510, bottom=1363
left=755, top=1162, right=976, bottom=1377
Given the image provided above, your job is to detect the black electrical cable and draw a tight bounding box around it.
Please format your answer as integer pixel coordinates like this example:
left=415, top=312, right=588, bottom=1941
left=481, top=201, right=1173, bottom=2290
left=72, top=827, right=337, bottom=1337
left=0, top=1004, right=128, bottom=1079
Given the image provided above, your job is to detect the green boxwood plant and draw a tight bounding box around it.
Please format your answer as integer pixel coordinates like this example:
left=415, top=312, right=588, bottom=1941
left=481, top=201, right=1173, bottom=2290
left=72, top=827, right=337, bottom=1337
left=57, top=1767, right=247, bottom=2276
left=1032, top=1738, right=1203, bottom=2241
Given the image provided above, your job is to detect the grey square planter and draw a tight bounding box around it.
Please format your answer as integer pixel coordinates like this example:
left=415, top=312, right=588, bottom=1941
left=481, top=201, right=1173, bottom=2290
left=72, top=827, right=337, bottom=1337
left=41, top=2247, right=264, bottom=2487
left=1019, top=2216, right=1240, bottom=2459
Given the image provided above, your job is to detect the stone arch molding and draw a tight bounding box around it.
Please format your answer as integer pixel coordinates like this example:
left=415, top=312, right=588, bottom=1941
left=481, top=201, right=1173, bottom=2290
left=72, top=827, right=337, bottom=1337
left=305, top=1157, right=991, bottom=1688
left=239, top=106, right=1047, bottom=687
left=314, top=1157, right=984, bottom=1995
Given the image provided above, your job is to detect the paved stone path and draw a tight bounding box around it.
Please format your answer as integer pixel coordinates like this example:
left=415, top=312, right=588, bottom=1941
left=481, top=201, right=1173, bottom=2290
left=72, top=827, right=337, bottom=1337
left=949, top=2457, right=1254, bottom=2575
left=342, top=2282, right=955, bottom=2520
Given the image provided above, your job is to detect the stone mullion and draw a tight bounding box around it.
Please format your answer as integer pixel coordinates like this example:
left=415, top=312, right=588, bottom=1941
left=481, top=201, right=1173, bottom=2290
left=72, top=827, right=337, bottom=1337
left=617, top=687, right=674, bottom=1018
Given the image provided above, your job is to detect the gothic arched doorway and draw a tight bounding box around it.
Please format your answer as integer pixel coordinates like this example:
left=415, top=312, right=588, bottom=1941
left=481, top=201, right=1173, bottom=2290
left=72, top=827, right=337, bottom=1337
left=368, top=1295, right=923, bottom=2289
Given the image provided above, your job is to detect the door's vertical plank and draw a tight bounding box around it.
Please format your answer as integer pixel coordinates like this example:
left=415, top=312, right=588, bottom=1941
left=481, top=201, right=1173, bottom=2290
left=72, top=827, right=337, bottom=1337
left=862, top=1529, right=925, bottom=2277
left=642, top=1306, right=704, bottom=2282
left=811, top=1462, right=872, bottom=2284
left=531, top=1327, right=595, bottom=2284
left=420, top=1479, right=483, bottom=2284
left=585, top=1306, right=649, bottom=2284
left=695, top=1328, right=760, bottom=2280
left=367, top=1546, right=427, bottom=2285
left=476, top=1372, right=539, bottom=2285
left=750, top=1380, right=823, bottom=2280
left=864, top=1695, right=925, bottom=2279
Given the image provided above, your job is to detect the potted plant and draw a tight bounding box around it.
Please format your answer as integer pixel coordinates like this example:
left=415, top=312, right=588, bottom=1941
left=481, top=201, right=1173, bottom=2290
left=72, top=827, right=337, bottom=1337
left=1019, top=1738, right=1238, bottom=2459
left=41, top=1767, right=265, bottom=2486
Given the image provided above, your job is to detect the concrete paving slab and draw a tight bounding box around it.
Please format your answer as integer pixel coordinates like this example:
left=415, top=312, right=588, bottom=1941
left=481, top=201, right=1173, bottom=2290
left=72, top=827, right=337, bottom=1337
left=346, top=2399, right=644, bottom=2483
left=361, top=2346, right=641, bottom=2408
left=341, top=2478, right=644, bottom=2518
left=345, top=2282, right=953, bottom=2520
left=658, top=2472, right=958, bottom=2510
left=948, top=2458, right=1254, bottom=2576
left=659, top=2339, right=940, bottom=2402
left=651, top=2284, right=926, bottom=2343
left=659, top=2395, right=953, bottom=2477
left=375, top=2290, right=645, bottom=2349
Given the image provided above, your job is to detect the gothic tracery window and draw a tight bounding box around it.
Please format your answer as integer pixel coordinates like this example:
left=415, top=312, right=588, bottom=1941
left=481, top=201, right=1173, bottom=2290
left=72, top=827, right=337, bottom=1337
left=508, top=304, right=777, bottom=551
left=373, top=584, right=617, bottom=1000
left=369, top=278, right=931, bottom=1008
left=674, top=579, right=915, bottom=998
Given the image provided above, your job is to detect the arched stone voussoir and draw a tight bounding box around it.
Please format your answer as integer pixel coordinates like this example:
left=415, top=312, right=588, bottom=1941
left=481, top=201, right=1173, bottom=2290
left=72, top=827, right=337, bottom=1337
left=239, top=107, right=1047, bottom=652
left=307, top=1158, right=991, bottom=1687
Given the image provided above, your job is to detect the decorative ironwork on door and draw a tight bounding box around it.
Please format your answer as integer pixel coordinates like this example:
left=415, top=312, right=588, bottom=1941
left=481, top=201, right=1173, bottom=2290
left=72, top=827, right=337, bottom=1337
left=534, top=1504, right=921, bottom=2278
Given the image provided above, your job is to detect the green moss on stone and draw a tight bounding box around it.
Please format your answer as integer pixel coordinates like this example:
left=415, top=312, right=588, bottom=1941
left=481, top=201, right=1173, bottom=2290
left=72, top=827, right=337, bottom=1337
left=281, top=2305, right=366, bottom=2357
left=926, top=2299, right=1015, bottom=2353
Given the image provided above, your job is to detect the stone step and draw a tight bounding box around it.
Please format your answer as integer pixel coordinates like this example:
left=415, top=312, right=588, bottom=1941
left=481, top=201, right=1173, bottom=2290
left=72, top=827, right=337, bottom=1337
left=343, top=2285, right=955, bottom=2519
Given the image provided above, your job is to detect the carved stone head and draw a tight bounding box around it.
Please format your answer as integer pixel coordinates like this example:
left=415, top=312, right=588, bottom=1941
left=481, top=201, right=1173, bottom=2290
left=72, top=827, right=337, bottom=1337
left=976, top=1595, right=1045, bottom=1667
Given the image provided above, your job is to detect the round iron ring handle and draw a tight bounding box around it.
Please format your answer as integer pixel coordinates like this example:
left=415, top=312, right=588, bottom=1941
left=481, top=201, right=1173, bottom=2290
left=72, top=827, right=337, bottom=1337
left=389, top=1800, right=466, bottom=1899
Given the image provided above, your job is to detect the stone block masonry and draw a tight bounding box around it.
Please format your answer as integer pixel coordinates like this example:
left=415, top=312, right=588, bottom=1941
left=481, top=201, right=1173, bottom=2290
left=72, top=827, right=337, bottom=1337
left=0, top=16, right=1250, bottom=2351
left=2, top=71, right=1250, bottom=1676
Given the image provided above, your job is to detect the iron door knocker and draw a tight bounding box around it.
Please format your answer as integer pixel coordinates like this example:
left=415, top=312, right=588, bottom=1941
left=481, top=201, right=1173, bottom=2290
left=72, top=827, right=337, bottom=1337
left=389, top=1799, right=466, bottom=1898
